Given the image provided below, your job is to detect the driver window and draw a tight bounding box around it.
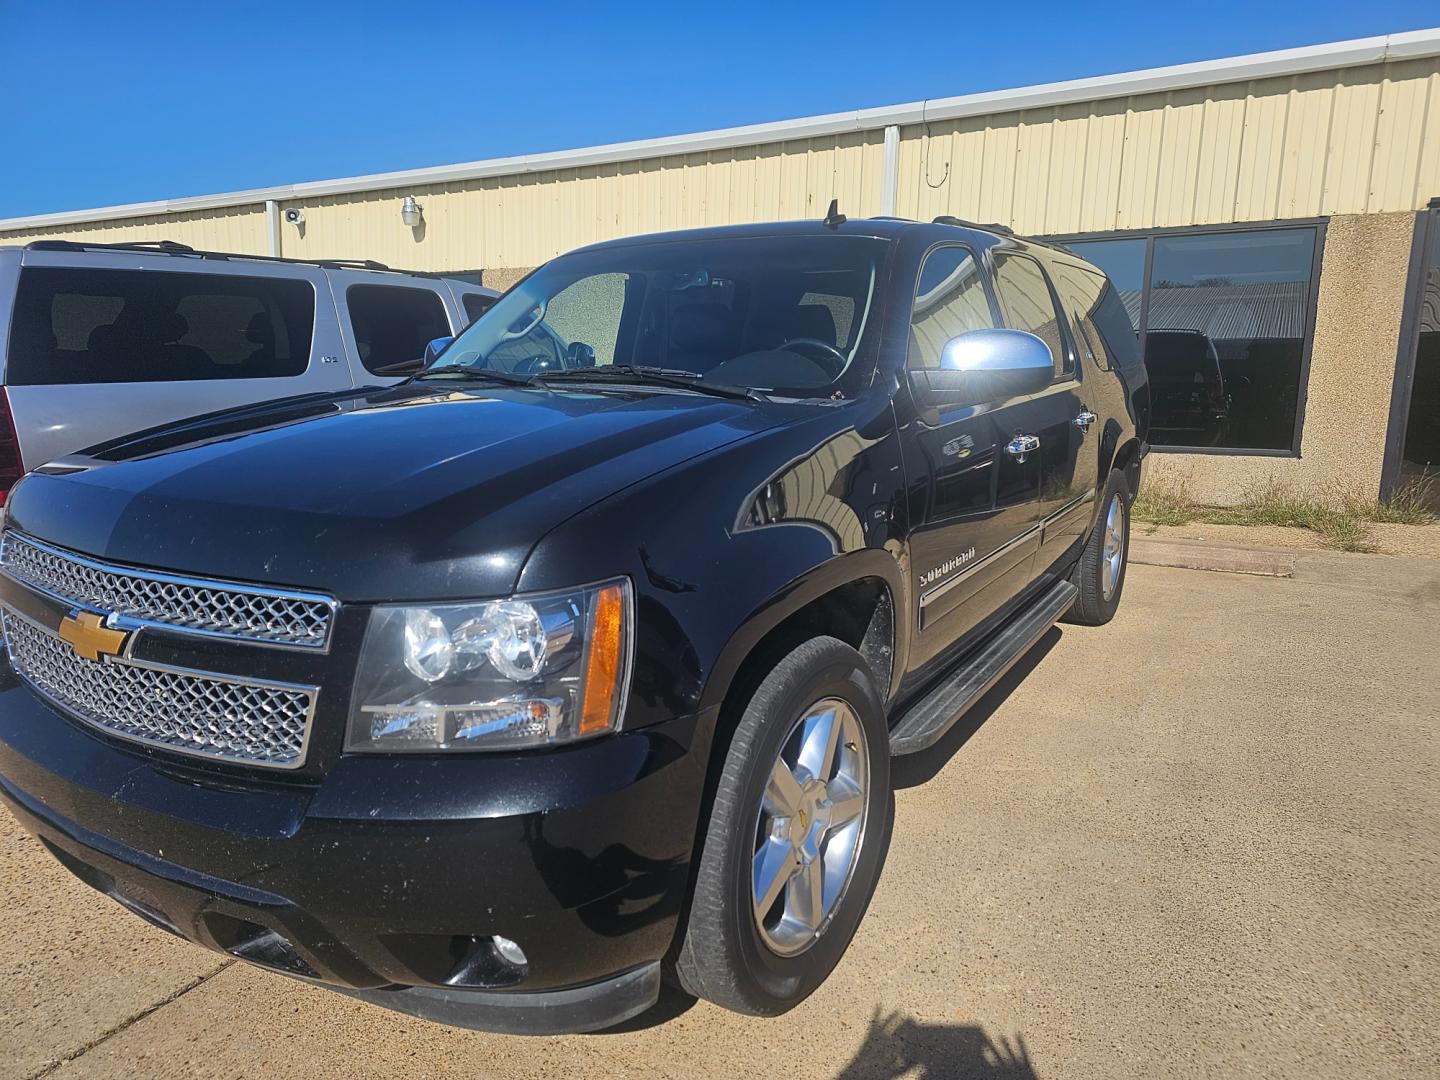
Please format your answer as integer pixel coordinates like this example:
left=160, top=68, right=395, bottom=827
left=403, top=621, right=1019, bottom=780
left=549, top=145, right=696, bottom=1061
left=908, top=246, right=996, bottom=369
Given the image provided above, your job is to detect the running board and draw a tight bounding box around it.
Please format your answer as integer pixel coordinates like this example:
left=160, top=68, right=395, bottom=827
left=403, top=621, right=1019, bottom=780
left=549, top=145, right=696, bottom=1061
left=889, top=579, right=1078, bottom=756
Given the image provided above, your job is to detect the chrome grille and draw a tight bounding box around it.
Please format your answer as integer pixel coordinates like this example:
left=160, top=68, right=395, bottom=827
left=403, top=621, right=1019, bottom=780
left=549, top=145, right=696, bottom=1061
left=0, top=532, right=335, bottom=648
left=2, top=612, right=315, bottom=769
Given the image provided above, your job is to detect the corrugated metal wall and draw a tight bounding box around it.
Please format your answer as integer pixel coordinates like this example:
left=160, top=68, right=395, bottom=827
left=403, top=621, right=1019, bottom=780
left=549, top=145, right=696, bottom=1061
left=1, top=205, right=268, bottom=252
left=2, top=56, right=1437, bottom=271
left=897, top=57, right=1440, bottom=234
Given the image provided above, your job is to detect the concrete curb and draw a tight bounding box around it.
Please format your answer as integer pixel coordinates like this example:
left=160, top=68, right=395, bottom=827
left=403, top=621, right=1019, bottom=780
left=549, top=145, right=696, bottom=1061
left=1130, top=537, right=1297, bottom=577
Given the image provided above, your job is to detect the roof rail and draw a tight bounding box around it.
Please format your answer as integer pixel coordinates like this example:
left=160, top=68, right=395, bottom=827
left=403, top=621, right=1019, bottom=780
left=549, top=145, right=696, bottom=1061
left=932, top=215, right=1015, bottom=236
left=21, top=239, right=407, bottom=275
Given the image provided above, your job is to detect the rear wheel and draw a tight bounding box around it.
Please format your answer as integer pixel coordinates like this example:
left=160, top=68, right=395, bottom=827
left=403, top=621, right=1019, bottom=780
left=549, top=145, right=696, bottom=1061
left=1064, top=470, right=1132, bottom=626
left=674, top=636, right=892, bottom=1015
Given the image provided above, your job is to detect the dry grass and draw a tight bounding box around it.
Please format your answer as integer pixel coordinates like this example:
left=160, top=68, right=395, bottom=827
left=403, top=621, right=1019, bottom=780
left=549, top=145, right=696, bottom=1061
left=1131, top=475, right=1436, bottom=553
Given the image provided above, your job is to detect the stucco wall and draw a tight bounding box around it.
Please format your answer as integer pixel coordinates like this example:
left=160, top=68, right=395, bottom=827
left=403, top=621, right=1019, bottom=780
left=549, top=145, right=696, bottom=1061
left=1146, top=211, right=1416, bottom=504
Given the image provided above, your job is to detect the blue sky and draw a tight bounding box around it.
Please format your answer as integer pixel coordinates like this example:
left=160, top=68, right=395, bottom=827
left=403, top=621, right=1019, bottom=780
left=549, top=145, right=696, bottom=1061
left=1, top=1, right=1434, bottom=218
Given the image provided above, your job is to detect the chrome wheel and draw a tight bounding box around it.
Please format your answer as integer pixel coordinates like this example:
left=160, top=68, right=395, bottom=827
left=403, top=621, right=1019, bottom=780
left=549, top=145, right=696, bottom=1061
left=751, top=697, right=869, bottom=957
left=1101, top=494, right=1126, bottom=600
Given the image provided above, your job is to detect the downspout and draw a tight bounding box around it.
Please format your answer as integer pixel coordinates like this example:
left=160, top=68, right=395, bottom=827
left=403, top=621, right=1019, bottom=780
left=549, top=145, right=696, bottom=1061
left=880, top=125, right=901, bottom=217
left=265, top=199, right=282, bottom=257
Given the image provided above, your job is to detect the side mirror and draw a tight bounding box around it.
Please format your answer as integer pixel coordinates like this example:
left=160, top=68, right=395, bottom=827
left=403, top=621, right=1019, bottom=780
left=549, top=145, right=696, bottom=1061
left=909, top=328, right=1054, bottom=407
left=423, top=336, right=454, bottom=366
left=565, top=341, right=596, bottom=368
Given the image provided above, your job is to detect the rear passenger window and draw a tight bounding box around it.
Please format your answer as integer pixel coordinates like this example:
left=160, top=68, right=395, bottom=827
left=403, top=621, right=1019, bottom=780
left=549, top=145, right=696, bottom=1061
left=991, top=254, right=1073, bottom=377
left=907, top=246, right=996, bottom=369
left=461, top=293, right=496, bottom=324
left=1051, top=261, right=1112, bottom=371
left=346, top=285, right=450, bottom=374
left=7, top=267, right=315, bottom=386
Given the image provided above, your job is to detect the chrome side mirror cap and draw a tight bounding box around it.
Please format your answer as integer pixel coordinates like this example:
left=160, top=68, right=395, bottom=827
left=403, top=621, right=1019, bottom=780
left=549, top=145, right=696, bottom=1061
left=912, top=328, right=1055, bottom=407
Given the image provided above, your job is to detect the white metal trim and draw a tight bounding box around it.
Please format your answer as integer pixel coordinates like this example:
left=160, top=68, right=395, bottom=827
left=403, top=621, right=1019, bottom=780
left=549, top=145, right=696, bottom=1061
left=1, top=29, right=1436, bottom=234
left=881, top=126, right=901, bottom=217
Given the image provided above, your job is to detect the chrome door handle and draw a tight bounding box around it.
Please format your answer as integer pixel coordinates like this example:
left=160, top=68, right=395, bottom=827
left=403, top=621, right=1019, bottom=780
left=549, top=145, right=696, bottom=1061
left=1073, top=410, right=1097, bottom=431
left=1005, top=434, right=1040, bottom=463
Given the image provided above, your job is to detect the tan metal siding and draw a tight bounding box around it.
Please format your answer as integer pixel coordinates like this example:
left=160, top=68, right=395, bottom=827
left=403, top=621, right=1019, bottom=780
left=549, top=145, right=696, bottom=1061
left=896, top=57, right=1440, bottom=236
left=268, top=132, right=888, bottom=272
left=0, top=205, right=268, bottom=253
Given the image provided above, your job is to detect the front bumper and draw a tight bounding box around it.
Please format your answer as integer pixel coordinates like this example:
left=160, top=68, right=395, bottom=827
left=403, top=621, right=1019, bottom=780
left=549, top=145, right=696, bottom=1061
left=0, top=680, right=713, bottom=1034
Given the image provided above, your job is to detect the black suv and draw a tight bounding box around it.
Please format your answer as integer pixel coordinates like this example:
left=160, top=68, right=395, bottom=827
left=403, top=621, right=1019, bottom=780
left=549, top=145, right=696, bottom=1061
left=0, top=216, right=1148, bottom=1034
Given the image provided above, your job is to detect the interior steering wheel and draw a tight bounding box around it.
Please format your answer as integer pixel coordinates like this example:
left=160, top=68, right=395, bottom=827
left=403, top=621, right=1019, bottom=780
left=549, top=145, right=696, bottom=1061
left=781, top=338, right=847, bottom=379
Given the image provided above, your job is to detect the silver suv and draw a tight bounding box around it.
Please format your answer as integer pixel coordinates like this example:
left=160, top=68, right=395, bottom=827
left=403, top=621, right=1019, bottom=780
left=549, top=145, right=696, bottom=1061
left=0, top=240, right=498, bottom=502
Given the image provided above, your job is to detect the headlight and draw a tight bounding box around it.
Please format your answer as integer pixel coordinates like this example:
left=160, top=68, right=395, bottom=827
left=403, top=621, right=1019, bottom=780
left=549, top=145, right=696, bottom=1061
left=346, top=578, right=632, bottom=753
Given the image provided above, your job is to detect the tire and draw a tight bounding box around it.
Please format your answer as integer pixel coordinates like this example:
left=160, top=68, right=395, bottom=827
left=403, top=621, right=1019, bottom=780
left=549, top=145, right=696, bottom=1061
left=1064, top=470, right=1132, bottom=626
left=674, top=636, right=892, bottom=1016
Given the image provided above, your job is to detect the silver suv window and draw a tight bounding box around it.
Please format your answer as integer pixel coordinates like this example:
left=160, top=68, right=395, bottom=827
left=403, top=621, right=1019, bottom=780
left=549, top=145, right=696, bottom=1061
left=8, top=267, right=316, bottom=385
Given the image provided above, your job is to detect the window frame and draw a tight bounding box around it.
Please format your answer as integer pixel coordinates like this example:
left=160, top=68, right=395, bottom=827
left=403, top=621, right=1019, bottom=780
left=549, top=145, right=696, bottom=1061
left=905, top=241, right=1003, bottom=371
left=1047, top=217, right=1328, bottom=458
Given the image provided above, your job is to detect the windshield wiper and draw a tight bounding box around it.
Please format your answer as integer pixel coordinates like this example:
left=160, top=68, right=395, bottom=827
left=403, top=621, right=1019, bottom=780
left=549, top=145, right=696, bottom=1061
left=534, top=365, right=768, bottom=402
left=412, top=365, right=537, bottom=386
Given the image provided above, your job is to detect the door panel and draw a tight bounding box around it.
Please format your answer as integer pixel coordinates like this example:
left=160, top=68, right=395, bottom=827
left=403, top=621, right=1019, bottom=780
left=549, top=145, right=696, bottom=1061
left=899, top=243, right=1047, bottom=676
left=7, top=255, right=351, bottom=468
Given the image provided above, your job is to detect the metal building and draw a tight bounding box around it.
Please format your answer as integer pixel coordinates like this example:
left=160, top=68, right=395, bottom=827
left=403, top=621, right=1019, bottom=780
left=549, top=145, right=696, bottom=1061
left=3, top=29, right=1439, bottom=504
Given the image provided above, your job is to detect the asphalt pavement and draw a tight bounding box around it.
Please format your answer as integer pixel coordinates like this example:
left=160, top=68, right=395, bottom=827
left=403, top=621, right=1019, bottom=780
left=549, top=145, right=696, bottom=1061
left=3, top=550, right=1437, bottom=1079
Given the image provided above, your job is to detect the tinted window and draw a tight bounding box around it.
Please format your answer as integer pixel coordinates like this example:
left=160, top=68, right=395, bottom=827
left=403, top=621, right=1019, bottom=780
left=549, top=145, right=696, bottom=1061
left=1065, top=238, right=1146, bottom=330
left=461, top=293, right=496, bottom=324
left=1051, top=260, right=1111, bottom=370
left=1063, top=226, right=1321, bottom=451
left=7, top=267, right=314, bottom=386
left=907, top=246, right=995, bottom=369
left=1145, top=228, right=1316, bottom=450
left=992, top=254, right=1071, bottom=375
left=346, top=284, right=450, bottom=374
left=1091, top=285, right=1142, bottom=371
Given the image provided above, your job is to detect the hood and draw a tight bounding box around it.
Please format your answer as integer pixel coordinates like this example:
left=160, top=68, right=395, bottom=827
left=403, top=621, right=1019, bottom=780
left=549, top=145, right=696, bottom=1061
left=6, top=383, right=783, bottom=601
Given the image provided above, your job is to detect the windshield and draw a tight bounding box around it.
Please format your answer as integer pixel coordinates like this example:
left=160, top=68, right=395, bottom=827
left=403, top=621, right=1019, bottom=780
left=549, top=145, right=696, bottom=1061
left=433, top=235, right=889, bottom=397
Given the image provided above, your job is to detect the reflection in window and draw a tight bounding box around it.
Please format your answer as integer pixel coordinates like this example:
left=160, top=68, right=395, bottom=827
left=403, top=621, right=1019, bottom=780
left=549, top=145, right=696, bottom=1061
left=992, top=254, right=1070, bottom=375
left=1068, top=226, right=1320, bottom=452
left=907, top=247, right=995, bottom=369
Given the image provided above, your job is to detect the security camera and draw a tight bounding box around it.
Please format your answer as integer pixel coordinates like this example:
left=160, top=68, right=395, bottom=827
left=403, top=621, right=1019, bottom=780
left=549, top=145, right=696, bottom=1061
left=283, top=208, right=305, bottom=226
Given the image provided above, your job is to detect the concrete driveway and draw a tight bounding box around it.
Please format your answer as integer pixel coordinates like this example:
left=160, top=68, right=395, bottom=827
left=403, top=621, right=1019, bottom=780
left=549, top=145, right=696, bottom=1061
left=3, top=553, right=1437, bottom=1079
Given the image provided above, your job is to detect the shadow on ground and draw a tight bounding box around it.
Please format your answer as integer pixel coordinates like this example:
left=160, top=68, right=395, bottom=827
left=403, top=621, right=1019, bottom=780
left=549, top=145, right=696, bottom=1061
left=834, top=1008, right=1037, bottom=1079
left=892, top=628, right=1061, bottom=790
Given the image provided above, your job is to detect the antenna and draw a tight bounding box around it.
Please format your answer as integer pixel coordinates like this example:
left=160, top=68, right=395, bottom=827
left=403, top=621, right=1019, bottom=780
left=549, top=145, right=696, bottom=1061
left=822, top=198, right=847, bottom=230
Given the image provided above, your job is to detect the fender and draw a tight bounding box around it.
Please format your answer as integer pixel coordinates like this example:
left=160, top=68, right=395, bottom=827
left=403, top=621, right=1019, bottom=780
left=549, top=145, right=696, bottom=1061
left=697, top=546, right=908, bottom=717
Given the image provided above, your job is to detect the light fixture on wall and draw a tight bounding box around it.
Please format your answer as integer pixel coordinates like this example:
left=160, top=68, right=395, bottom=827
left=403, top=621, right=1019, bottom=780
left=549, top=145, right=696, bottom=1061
left=400, top=196, right=423, bottom=228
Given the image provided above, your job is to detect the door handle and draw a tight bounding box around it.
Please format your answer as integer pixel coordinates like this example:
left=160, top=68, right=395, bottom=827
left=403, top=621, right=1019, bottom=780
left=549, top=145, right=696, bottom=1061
left=1073, top=410, right=1097, bottom=432
left=1005, top=434, right=1040, bottom=463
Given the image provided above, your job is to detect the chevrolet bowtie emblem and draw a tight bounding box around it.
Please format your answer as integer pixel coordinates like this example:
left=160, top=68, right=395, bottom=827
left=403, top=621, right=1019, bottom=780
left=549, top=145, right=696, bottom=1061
left=58, top=611, right=129, bottom=662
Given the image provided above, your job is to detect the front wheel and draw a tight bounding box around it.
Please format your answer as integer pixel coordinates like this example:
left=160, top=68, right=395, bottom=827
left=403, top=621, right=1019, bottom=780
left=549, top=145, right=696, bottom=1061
left=1064, top=470, right=1132, bottom=626
left=674, top=637, right=892, bottom=1016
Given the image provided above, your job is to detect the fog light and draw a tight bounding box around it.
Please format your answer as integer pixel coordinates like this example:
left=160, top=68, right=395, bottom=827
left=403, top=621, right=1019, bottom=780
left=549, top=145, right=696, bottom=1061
left=492, top=935, right=527, bottom=967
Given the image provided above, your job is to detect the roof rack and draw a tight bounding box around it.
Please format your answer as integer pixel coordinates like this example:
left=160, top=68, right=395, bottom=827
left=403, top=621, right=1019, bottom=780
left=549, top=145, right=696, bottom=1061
left=931, top=215, right=1015, bottom=236
left=21, top=239, right=431, bottom=276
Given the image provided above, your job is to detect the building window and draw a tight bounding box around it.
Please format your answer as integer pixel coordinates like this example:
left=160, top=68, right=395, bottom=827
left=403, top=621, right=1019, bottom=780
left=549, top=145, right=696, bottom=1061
left=1063, top=223, right=1323, bottom=454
